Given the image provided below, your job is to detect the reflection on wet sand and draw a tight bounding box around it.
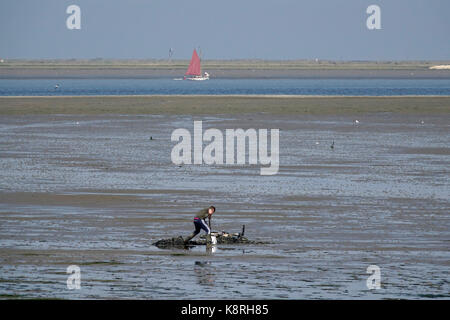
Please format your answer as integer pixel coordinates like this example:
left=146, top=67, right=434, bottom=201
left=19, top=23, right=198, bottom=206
left=194, top=261, right=216, bottom=287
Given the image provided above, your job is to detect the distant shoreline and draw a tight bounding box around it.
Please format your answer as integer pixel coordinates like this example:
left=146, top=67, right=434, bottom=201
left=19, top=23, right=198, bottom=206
left=1, top=60, right=450, bottom=79
left=1, top=68, right=449, bottom=79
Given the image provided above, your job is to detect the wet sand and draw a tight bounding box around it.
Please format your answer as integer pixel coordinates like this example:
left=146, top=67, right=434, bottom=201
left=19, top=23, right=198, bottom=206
left=0, top=96, right=449, bottom=299
left=1, top=95, right=449, bottom=115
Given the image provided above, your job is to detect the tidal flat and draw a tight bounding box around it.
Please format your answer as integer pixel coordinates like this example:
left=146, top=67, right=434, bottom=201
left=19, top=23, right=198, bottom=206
left=0, top=95, right=449, bottom=299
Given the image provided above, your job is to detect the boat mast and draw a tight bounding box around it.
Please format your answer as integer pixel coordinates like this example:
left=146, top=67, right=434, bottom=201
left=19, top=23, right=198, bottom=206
left=197, top=46, right=202, bottom=75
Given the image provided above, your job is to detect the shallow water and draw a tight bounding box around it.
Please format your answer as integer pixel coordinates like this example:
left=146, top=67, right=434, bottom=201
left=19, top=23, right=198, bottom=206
left=0, top=113, right=449, bottom=299
left=1, top=78, right=450, bottom=96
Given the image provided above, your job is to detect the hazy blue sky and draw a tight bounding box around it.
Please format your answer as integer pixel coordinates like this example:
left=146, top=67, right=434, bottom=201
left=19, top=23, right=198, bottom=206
left=1, top=0, right=449, bottom=60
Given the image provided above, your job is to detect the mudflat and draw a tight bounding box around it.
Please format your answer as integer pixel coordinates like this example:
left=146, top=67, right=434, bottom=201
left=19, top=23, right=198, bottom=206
left=0, top=95, right=449, bottom=299
left=0, top=95, right=449, bottom=115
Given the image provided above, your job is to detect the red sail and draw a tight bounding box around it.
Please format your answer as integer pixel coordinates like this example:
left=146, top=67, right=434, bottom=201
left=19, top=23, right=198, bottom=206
left=185, top=49, right=201, bottom=76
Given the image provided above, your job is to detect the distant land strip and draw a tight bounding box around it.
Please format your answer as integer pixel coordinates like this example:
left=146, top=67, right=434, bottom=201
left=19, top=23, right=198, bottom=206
left=1, top=59, right=450, bottom=79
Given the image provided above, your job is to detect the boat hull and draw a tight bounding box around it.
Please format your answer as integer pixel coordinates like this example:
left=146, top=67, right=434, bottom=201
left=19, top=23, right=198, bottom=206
left=186, top=76, right=209, bottom=81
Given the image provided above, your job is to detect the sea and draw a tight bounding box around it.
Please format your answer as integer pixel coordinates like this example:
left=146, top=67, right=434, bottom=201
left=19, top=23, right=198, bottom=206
left=0, top=78, right=450, bottom=96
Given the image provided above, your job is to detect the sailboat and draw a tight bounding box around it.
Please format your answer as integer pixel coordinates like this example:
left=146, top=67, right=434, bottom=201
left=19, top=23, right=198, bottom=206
left=183, top=49, right=209, bottom=81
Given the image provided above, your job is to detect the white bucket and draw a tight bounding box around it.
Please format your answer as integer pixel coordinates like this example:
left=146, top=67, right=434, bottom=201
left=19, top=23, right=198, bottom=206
left=210, top=235, right=217, bottom=245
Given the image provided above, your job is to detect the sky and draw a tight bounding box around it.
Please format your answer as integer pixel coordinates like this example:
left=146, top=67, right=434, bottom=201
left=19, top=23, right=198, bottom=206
left=0, top=0, right=449, bottom=60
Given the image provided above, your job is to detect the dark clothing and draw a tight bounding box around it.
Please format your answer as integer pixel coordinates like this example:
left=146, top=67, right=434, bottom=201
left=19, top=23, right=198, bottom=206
left=193, top=217, right=210, bottom=235
left=184, top=208, right=212, bottom=243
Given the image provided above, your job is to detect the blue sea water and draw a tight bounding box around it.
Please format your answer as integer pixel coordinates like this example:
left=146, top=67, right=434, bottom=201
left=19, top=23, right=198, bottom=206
left=0, top=78, right=450, bottom=96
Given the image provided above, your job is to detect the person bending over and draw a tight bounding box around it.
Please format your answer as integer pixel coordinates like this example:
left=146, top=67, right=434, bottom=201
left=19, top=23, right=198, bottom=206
left=184, top=206, right=215, bottom=244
